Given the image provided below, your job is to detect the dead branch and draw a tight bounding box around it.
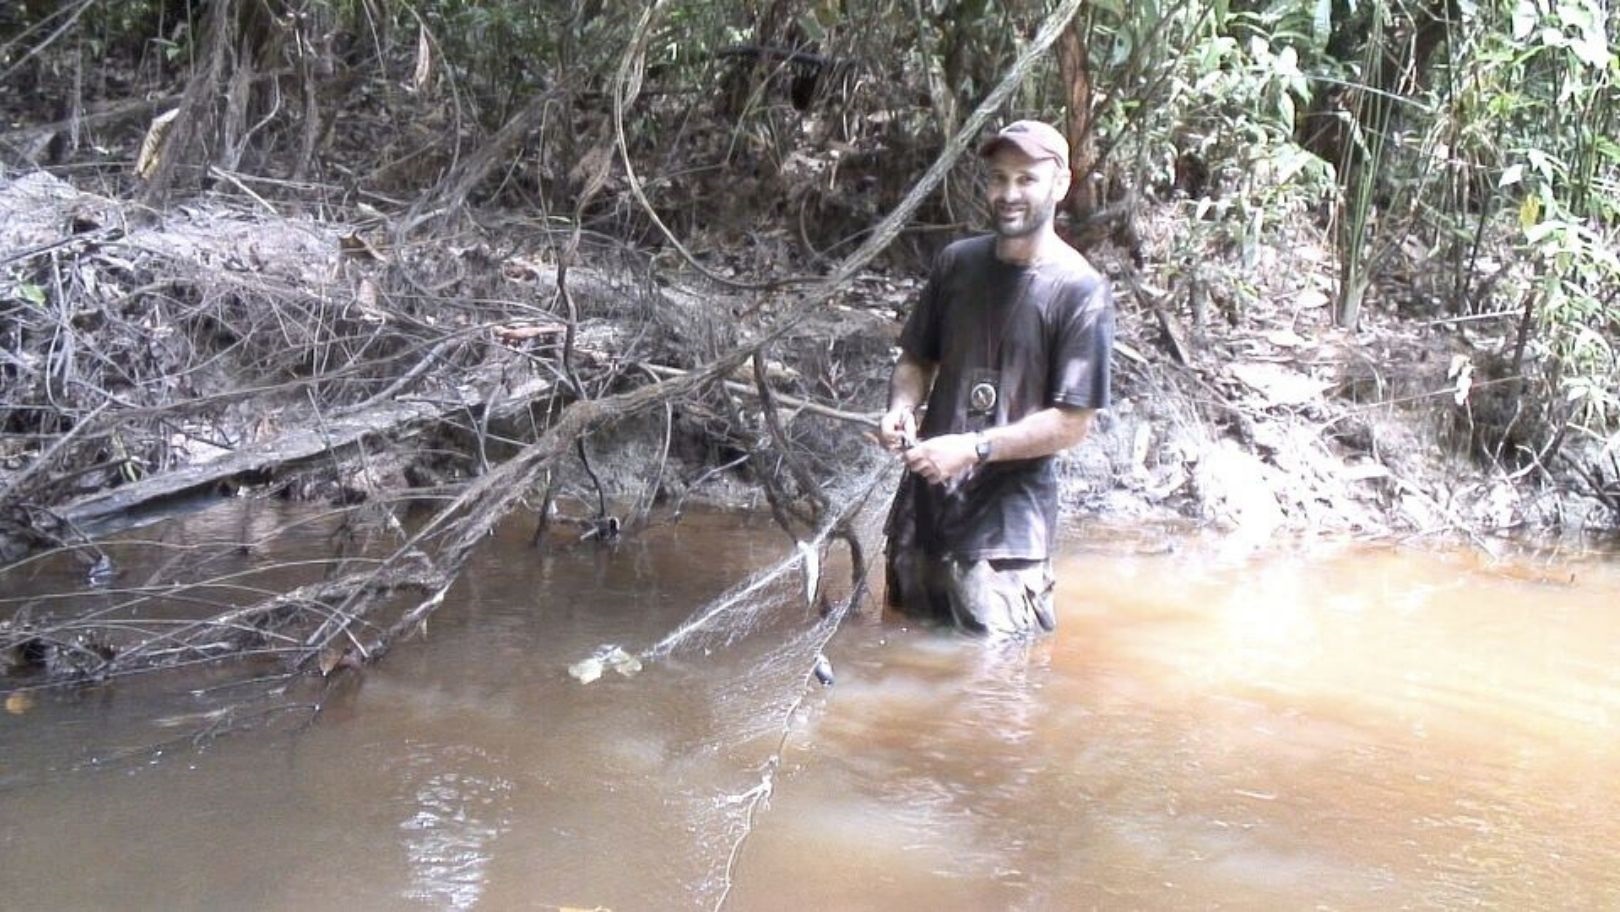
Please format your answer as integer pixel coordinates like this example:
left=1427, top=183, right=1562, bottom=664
left=308, top=0, right=1090, bottom=667
left=1, top=0, right=1084, bottom=694
left=638, top=362, right=879, bottom=427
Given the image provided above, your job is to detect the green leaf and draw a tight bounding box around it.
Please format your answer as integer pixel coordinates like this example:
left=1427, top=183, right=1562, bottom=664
left=1527, top=148, right=1555, bottom=180
left=18, top=282, right=46, bottom=306
left=1275, top=45, right=1299, bottom=76
left=1555, top=0, right=1592, bottom=33
left=1512, top=0, right=1538, bottom=40
left=795, top=12, right=826, bottom=44
left=1519, top=194, right=1542, bottom=230
left=1570, top=31, right=1613, bottom=69
left=1312, top=0, right=1332, bottom=44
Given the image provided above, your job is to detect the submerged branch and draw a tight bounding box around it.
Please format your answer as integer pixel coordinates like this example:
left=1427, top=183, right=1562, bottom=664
left=1, top=0, right=1083, bottom=694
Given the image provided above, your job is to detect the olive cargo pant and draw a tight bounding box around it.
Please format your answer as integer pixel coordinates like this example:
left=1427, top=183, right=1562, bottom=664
left=883, top=484, right=1056, bottom=637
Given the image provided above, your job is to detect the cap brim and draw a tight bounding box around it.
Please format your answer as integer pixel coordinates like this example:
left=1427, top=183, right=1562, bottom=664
left=978, top=134, right=1067, bottom=168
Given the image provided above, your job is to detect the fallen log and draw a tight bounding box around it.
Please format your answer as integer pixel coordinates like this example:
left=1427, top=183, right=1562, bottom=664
left=48, top=376, right=552, bottom=540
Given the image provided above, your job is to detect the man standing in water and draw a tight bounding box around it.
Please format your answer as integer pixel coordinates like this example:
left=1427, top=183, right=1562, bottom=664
left=879, top=120, right=1115, bottom=637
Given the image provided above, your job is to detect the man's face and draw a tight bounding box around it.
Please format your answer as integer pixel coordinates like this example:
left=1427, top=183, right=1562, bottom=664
left=986, top=147, right=1069, bottom=239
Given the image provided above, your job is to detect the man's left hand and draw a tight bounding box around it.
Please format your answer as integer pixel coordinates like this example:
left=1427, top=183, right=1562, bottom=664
left=902, top=433, right=978, bottom=486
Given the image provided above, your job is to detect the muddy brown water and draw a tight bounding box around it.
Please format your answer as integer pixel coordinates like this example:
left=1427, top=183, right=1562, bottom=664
left=2, top=501, right=1618, bottom=911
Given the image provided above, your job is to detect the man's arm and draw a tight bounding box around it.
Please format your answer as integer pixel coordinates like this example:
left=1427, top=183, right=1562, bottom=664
left=879, top=351, right=936, bottom=451
left=901, top=405, right=1095, bottom=487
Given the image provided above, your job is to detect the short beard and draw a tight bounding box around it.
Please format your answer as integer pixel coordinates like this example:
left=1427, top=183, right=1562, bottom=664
left=992, top=195, right=1058, bottom=239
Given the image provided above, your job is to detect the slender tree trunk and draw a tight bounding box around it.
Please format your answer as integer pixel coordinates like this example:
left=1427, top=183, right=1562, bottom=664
left=1056, top=16, right=1098, bottom=218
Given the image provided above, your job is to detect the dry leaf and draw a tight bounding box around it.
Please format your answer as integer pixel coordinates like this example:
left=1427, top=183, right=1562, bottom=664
left=135, top=108, right=180, bottom=180
left=1229, top=362, right=1329, bottom=406
left=1265, top=328, right=1308, bottom=348
left=339, top=230, right=383, bottom=261
left=1447, top=354, right=1474, bottom=405
left=798, top=541, right=820, bottom=607
left=1295, top=289, right=1330, bottom=310
left=412, top=25, right=434, bottom=93
left=495, top=322, right=565, bottom=342
left=355, top=277, right=386, bottom=324
left=1341, top=462, right=1392, bottom=482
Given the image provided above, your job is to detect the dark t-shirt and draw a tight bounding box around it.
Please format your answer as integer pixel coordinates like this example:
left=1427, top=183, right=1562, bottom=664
left=897, top=234, right=1114, bottom=560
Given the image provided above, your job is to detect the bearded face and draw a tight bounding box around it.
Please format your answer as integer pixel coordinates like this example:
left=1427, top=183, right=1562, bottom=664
left=986, top=148, right=1068, bottom=239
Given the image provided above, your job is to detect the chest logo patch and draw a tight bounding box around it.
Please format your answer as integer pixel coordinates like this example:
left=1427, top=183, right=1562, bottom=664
left=969, top=380, right=998, bottom=414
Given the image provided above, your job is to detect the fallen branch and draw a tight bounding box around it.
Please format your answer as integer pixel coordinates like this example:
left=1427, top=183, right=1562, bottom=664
left=2, top=0, right=1086, bottom=693
left=48, top=375, right=551, bottom=540
left=0, top=95, right=178, bottom=148
left=323, top=0, right=1090, bottom=671
left=638, top=362, right=878, bottom=427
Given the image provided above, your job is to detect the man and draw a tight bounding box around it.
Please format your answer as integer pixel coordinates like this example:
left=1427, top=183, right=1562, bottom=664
left=879, top=120, right=1114, bottom=638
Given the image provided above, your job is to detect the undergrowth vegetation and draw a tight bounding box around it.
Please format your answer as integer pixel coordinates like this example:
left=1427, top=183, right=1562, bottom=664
left=1, top=0, right=1616, bottom=517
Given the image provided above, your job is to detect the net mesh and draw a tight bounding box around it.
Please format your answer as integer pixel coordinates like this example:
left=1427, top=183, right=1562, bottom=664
left=575, top=456, right=899, bottom=909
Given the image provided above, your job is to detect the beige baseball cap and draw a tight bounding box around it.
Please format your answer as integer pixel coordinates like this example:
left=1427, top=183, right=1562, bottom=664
left=979, top=120, right=1070, bottom=169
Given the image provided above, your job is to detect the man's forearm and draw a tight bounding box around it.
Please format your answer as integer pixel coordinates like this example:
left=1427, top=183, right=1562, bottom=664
left=980, top=406, right=1094, bottom=462
left=887, top=354, right=935, bottom=413
left=900, top=403, right=1095, bottom=485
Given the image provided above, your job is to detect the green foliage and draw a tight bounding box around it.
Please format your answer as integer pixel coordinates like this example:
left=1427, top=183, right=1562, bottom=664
left=1520, top=204, right=1620, bottom=429
left=1436, top=0, right=1619, bottom=430
left=1094, top=1, right=1337, bottom=246
left=1079, top=0, right=1617, bottom=434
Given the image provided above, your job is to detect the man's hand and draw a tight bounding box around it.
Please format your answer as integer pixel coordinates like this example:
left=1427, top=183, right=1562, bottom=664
left=878, top=407, right=918, bottom=452
left=903, top=433, right=978, bottom=486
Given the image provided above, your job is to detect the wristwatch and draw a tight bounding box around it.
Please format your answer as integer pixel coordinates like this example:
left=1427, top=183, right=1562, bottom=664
left=974, top=432, right=993, bottom=464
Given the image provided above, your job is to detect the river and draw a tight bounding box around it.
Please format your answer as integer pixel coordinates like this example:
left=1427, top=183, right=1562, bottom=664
left=2, top=501, right=1618, bottom=910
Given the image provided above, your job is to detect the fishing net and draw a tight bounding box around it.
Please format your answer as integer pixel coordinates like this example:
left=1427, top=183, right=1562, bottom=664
left=567, top=455, right=900, bottom=909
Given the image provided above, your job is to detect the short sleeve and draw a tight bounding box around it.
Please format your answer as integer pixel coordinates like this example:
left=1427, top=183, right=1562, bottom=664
left=1048, top=276, right=1114, bottom=410
left=898, top=247, right=952, bottom=363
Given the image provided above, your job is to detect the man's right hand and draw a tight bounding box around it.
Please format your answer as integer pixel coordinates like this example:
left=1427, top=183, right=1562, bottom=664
left=878, top=407, right=917, bottom=452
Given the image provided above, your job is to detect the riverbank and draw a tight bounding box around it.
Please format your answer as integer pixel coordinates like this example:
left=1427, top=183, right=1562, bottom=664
left=4, top=160, right=1618, bottom=694
left=2, top=166, right=1615, bottom=564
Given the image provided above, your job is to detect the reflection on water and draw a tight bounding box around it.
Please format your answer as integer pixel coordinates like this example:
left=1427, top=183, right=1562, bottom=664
left=397, top=744, right=513, bottom=911
left=2, top=501, right=1619, bottom=910
left=728, top=537, right=1620, bottom=911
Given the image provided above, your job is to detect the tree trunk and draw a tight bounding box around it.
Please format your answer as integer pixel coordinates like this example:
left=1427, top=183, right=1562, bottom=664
left=1055, top=17, right=1098, bottom=219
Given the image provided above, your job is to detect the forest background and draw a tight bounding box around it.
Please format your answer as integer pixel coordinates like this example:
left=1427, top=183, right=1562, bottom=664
left=1, top=0, right=1617, bottom=688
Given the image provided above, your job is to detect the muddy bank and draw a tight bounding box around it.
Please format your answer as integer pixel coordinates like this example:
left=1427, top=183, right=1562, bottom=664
left=2, top=166, right=1615, bottom=567
left=3, top=156, right=1619, bottom=707
left=0, top=168, right=883, bottom=555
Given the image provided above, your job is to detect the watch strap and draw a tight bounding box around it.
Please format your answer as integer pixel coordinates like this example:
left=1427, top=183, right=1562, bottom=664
left=974, top=433, right=992, bottom=464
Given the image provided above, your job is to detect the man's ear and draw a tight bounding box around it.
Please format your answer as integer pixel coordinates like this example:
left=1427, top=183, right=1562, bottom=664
left=1052, top=162, right=1072, bottom=200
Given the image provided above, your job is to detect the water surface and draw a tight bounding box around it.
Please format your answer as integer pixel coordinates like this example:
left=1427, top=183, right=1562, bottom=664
left=2, top=503, right=1617, bottom=910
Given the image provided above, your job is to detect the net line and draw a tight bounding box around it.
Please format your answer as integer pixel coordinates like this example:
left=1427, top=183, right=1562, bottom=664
left=638, top=458, right=896, bottom=663
left=568, top=456, right=898, bottom=908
